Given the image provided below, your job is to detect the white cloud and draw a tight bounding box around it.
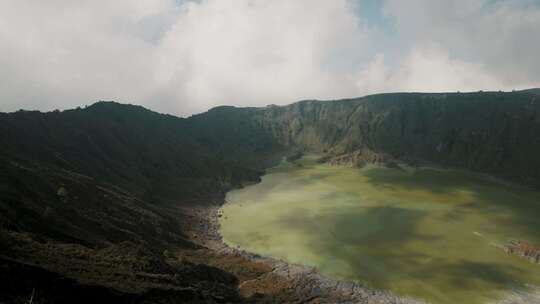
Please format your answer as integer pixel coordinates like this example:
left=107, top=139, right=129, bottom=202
left=0, top=0, right=178, bottom=111
left=0, top=0, right=539, bottom=116
left=383, top=0, right=540, bottom=87
left=151, top=0, right=370, bottom=114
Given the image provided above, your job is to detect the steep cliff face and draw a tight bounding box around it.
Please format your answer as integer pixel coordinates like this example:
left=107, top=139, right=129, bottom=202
left=254, top=90, right=540, bottom=187
left=1, top=90, right=540, bottom=303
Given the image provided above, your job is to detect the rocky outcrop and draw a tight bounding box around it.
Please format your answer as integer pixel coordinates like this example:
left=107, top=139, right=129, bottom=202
left=495, top=285, right=540, bottom=304
left=252, top=90, right=540, bottom=188
left=190, top=205, right=423, bottom=304
left=502, top=240, right=540, bottom=264
left=0, top=231, right=243, bottom=304
left=322, top=148, right=395, bottom=168
left=3, top=91, right=540, bottom=248
left=2, top=89, right=540, bottom=303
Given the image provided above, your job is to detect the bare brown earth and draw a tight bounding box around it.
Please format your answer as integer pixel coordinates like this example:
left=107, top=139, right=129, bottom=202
left=181, top=204, right=423, bottom=304
left=1, top=200, right=421, bottom=304
left=3, top=90, right=540, bottom=303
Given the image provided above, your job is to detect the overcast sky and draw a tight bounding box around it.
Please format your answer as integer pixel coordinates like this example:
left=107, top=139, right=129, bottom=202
left=1, top=0, right=539, bottom=116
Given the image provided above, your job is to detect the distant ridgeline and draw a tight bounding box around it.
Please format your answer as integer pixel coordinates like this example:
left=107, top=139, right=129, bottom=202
left=2, top=90, right=540, bottom=245
left=254, top=89, right=540, bottom=188
left=1, top=89, right=540, bottom=302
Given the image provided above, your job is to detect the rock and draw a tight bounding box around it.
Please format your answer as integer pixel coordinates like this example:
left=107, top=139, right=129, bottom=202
left=502, top=240, right=540, bottom=264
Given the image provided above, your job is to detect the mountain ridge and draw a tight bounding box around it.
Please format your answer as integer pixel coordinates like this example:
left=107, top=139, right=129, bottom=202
left=2, top=89, right=540, bottom=303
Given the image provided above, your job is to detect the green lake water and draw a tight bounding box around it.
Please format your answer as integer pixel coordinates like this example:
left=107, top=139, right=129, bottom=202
left=220, top=155, right=540, bottom=304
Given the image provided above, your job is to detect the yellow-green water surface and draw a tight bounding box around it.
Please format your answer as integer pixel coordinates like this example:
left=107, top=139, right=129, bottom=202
left=220, top=156, right=540, bottom=304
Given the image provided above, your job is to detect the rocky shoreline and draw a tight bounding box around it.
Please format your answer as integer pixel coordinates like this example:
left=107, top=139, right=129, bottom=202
left=189, top=202, right=424, bottom=304
left=179, top=158, right=540, bottom=304
left=501, top=240, right=540, bottom=264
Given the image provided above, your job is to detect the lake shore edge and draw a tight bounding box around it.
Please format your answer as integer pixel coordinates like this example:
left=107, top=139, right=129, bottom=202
left=199, top=157, right=540, bottom=304
left=196, top=199, right=426, bottom=303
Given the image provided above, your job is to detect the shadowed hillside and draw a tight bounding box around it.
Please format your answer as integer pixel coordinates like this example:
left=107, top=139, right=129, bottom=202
left=256, top=90, right=540, bottom=187
left=0, top=102, right=282, bottom=245
left=1, top=89, right=540, bottom=303
left=0, top=102, right=284, bottom=303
